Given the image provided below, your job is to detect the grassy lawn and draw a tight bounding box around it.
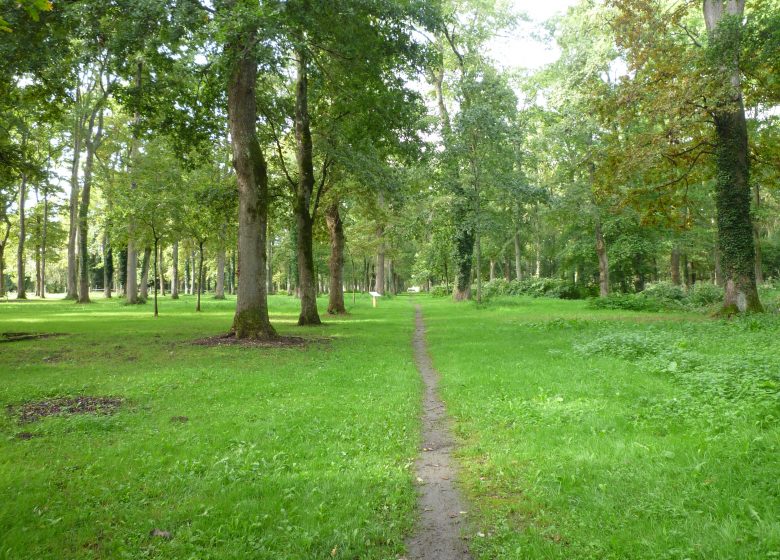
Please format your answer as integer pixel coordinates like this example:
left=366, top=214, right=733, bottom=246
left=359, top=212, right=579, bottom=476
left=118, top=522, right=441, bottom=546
left=3, top=293, right=779, bottom=559
left=421, top=296, right=780, bottom=560
left=0, top=294, right=420, bottom=560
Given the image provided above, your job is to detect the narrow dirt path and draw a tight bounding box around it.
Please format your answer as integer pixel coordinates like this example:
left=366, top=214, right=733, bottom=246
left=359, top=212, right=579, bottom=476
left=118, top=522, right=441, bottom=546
left=404, top=305, right=472, bottom=560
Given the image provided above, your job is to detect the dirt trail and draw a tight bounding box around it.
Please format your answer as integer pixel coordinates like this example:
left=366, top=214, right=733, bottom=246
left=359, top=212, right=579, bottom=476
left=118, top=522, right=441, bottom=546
left=404, top=305, right=472, bottom=560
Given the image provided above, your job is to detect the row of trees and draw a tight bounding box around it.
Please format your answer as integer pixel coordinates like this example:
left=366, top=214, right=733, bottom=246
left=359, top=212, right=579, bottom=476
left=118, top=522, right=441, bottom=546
left=1, top=0, right=779, bottom=337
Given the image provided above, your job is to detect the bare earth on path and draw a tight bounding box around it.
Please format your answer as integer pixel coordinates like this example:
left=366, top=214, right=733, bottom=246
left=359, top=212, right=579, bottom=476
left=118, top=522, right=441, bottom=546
left=404, top=304, right=472, bottom=560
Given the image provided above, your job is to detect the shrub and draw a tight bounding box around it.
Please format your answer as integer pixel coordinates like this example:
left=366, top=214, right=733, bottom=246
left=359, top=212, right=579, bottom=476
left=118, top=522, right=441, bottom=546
left=588, top=293, right=665, bottom=312
left=430, top=285, right=449, bottom=298
left=687, top=282, right=724, bottom=307
left=643, top=281, right=686, bottom=302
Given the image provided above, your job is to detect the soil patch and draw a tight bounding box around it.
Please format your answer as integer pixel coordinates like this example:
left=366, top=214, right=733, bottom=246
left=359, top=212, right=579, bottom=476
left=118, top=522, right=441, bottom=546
left=1, top=332, right=65, bottom=343
left=404, top=305, right=472, bottom=559
left=8, top=396, right=124, bottom=424
left=170, top=415, right=189, bottom=423
left=193, top=332, right=321, bottom=348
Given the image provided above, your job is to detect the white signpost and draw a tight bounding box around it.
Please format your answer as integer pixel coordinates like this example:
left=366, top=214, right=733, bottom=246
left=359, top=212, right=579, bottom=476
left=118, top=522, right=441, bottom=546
left=369, top=291, right=382, bottom=308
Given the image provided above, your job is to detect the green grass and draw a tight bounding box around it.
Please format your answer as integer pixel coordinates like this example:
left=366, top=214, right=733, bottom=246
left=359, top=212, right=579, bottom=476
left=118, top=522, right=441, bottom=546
left=0, top=294, right=420, bottom=560
left=421, top=296, right=780, bottom=559
left=3, top=293, right=779, bottom=559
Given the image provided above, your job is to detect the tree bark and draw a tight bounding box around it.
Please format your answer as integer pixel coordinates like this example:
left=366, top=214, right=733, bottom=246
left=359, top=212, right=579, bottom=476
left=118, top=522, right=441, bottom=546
left=703, top=0, right=762, bottom=313
left=753, top=182, right=763, bottom=285
left=215, top=231, right=226, bottom=299
left=171, top=240, right=179, bottom=299
left=595, top=214, right=609, bottom=297
left=78, top=108, right=104, bottom=304
left=153, top=237, right=159, bottom=317
left=325, top=201, right=346, bottom=314
left=514, top=230, right=522, bottom=281
left=140, top=246, right=151, bottom=302
left=16, top=174, right=27, bottom=299
left=196, top=241, right=203, bottom=311
left=158, top=244, right=165, bottom=296
left=126, top=63, right=142, bottom=305
left=671, top=246, right=681, bottom=285
left=227, top=27, right=275, bottom=337
left=293, top=47, right=321, bottom=325
left=103, top=229, right=112, bottom=299
left=40, top=192, right=48, bottom=298
left=66, top=107, right=83, bottom=300
left=375, top=225, right=385, bottom=295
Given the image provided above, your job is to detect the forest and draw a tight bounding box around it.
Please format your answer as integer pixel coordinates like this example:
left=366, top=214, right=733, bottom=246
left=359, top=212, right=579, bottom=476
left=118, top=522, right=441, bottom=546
left=1, top=0, right=779, bottom=559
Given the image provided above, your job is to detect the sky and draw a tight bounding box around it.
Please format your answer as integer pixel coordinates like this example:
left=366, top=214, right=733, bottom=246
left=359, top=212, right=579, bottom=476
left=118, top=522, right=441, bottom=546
left=489, top=0, right=580, bottom=70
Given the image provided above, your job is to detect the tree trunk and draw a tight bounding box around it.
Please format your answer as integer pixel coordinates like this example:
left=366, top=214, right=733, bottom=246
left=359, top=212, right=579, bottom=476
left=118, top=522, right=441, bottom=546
left=514, top=230, right=522, bottom=281
left=171, top=240, right=179, bottom=299
left=325, top=201, right=346, bottom=314
left=153, top=237, right=159, bottom=317
left=140, top=246, right=151, bottom=302
left=190, top=251, right=196, bottom=295
left=267, top=222, right=273, bottom=295
left=753, top=182, right=763, bottom=285
left=671, top=246, right=681, bottom=285
left=34, top=244, right=41, bottom=297
left=16, top=174, right=27, bottom=299
left=40, top=193, right=48, bottom=298
left=127, top=239, right=138, bottom=303
left=227, top=28, right=275, bottom=337
left=118, top=248, right=127, bottom=296
left=489, top=259, right=495, bottom=282
left=66, top=112, right=82, bottom=300
left=475, top=230, right=482, bottom=303
left=595, top=215, right=609, bottom=297
left=196, top=241, right=203, bottom=312
left=215, top=234, right=226, bottom=299
left=703, top=0, right=762, bottom=313
left=78, top=108, right=103, bottom=304
left=103, top=229, right=112, bottom=299
left=293, top=47, right=321, bottom=326
left=158, top=244, right=165, bottom=296
left=126, top=63, right=142, bottom=305
left=375, top=225, right=385, bottom=295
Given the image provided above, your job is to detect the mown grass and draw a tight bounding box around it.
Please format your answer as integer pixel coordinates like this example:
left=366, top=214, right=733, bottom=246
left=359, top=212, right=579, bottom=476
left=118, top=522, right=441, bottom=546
left=0, top=294, right=420, bottom=560
left=421, top=296, right=780, bottom=560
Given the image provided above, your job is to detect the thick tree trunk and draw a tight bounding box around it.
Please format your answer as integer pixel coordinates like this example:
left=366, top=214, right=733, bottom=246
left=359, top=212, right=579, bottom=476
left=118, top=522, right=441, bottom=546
left=40, top=194, right=48, bottom=298
left=215, top=237, right=226, bottom=299
left=671, top=246, right=681, bottom=285
left=118, top=248, right=127, bottom=296
left=66, top=114, right=82, bottom=300
left=103, top=229, right=112, bottom=299
left=127, top=239, right=138, bottom=303
left=293, top=48, right=321, bottom=326
left=325, top=201, right=346, bottom=314
left=267, top=223, right=273, bottom=295
left=34, top=244, right=40, bottom=297
left=475, top=230, right=482, bottom=302
left=16, top=174, right=27, bottom=299
left=158, top=245, right=165, bottom=296
left=78, top=109, right=103, bottom=304
left=153, top=238, right=159, bottom=317
left=227, top=28, right=275, bottom=337
left=140, top=246, right=151, bottom=302
left=595, top=215, right=609, bottom=298
left=196, top=242, right=203, bottom=312
left=753, top=182, right=763, bottom=285
left=375, top=225, right=385, bottom=295
left=171, top=240, right=179, bottom=299
left=126, top=64, right=142, bottom=305
left=703, top=0, right=762, bottom=313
